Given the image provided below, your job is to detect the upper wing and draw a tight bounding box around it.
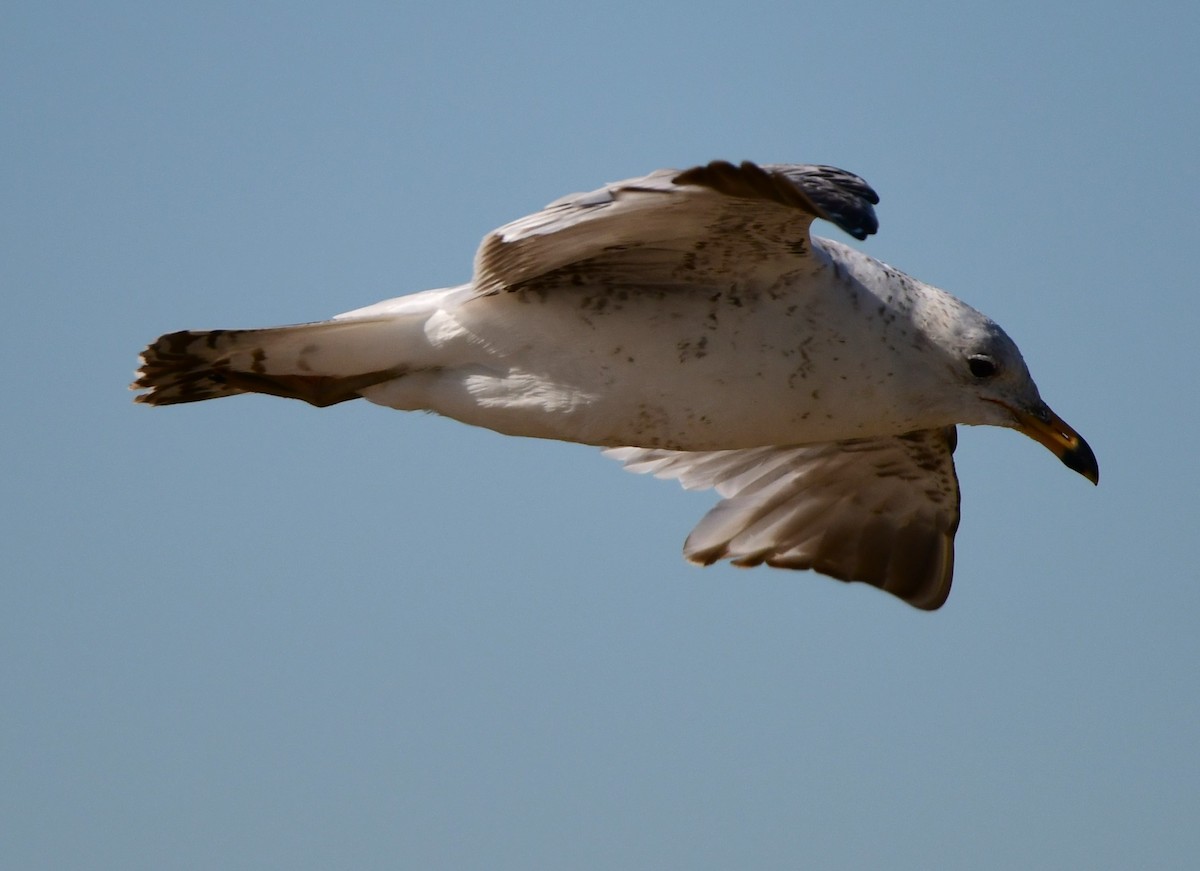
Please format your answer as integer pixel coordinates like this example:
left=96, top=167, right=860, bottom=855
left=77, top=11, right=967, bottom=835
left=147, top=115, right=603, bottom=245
left=472, top=160, right=879, bottom=296
left=605, top=428, right=960, bottom=611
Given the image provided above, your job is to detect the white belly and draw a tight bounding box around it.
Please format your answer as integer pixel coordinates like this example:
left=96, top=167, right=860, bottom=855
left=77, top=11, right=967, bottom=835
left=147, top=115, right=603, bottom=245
left=361, top=272, right=944, bottom=451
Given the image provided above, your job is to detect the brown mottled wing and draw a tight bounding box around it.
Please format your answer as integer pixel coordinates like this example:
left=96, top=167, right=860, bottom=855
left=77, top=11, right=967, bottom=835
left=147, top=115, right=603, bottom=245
left=605, top=428, right=960, bottom=610
left=472, top=160, right=879, bottom=296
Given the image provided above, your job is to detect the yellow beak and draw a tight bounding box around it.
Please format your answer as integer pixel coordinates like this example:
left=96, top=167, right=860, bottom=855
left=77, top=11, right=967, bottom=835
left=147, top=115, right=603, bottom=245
left=1010, top=401, right=1099, bottom=485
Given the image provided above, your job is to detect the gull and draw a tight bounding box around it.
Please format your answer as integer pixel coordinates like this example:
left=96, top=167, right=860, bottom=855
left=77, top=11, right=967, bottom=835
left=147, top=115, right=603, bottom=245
left=133, top=160, right=1098, bottom=609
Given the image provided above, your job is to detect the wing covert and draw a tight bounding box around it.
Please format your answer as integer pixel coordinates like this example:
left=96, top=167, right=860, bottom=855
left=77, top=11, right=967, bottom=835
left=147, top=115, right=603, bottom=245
left=472, top=160, right=879, bottom=296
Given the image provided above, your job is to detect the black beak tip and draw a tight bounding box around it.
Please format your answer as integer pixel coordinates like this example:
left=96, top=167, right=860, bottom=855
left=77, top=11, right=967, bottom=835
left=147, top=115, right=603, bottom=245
left=1062, top=436, right=1100, bottom=485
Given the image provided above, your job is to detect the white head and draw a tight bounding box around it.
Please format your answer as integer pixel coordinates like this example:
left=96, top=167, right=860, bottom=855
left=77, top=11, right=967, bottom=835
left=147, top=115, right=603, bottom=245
left=926, top=295, right=1098, bottom=484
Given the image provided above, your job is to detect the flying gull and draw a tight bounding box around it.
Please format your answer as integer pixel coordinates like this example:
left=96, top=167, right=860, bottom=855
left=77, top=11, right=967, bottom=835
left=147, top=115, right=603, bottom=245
left=133, top=160, right=1098, bottom=609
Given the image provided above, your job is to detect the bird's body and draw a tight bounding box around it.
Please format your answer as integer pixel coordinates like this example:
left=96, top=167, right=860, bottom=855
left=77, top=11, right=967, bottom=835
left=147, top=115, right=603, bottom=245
left=322, top=240, right=965, bottom=450
left=135, top=160, right=1097, bottom=609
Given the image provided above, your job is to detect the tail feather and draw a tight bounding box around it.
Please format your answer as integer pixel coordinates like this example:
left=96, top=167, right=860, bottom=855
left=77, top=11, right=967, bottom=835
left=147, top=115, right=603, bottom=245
left=132, top=319, right=410, bottom=407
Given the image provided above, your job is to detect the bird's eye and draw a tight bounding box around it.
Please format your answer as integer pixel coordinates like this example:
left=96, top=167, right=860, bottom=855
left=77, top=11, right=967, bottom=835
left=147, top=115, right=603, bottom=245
left=968, top=355, right=999, bottom=379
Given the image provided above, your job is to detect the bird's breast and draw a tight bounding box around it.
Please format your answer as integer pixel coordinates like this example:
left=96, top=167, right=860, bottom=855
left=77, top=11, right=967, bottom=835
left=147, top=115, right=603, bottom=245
left=442, top=276, right=944, bottom=450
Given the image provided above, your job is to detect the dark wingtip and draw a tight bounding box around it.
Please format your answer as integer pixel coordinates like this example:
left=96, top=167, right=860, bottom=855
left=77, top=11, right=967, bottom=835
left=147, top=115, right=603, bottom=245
left=673, top=160, right=880, bottom=241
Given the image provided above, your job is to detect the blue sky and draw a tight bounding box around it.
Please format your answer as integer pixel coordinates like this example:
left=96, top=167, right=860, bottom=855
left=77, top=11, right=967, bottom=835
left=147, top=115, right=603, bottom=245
left=3, top=1, right=1198, bottom=868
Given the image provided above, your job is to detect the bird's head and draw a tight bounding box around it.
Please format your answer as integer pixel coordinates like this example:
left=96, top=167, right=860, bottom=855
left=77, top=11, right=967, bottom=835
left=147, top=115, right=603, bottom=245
left=949, top=316, right=1099, bottom=485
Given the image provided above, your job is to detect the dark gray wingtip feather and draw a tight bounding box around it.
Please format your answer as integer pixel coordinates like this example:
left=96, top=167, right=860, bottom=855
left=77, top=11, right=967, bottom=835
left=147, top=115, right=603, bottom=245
left=673, top=160, right=880, bottom=241
left=769, top=163, right=880, bottom=241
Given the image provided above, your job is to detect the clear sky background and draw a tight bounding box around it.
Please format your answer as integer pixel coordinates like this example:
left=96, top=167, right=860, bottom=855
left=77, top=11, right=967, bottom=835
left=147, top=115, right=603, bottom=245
left=3, top=2, right=1198, bottom=868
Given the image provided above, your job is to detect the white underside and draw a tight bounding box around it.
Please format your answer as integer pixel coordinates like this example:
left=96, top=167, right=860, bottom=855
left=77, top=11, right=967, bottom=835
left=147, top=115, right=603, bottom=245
left=330, top=243, right=965, bottom=451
